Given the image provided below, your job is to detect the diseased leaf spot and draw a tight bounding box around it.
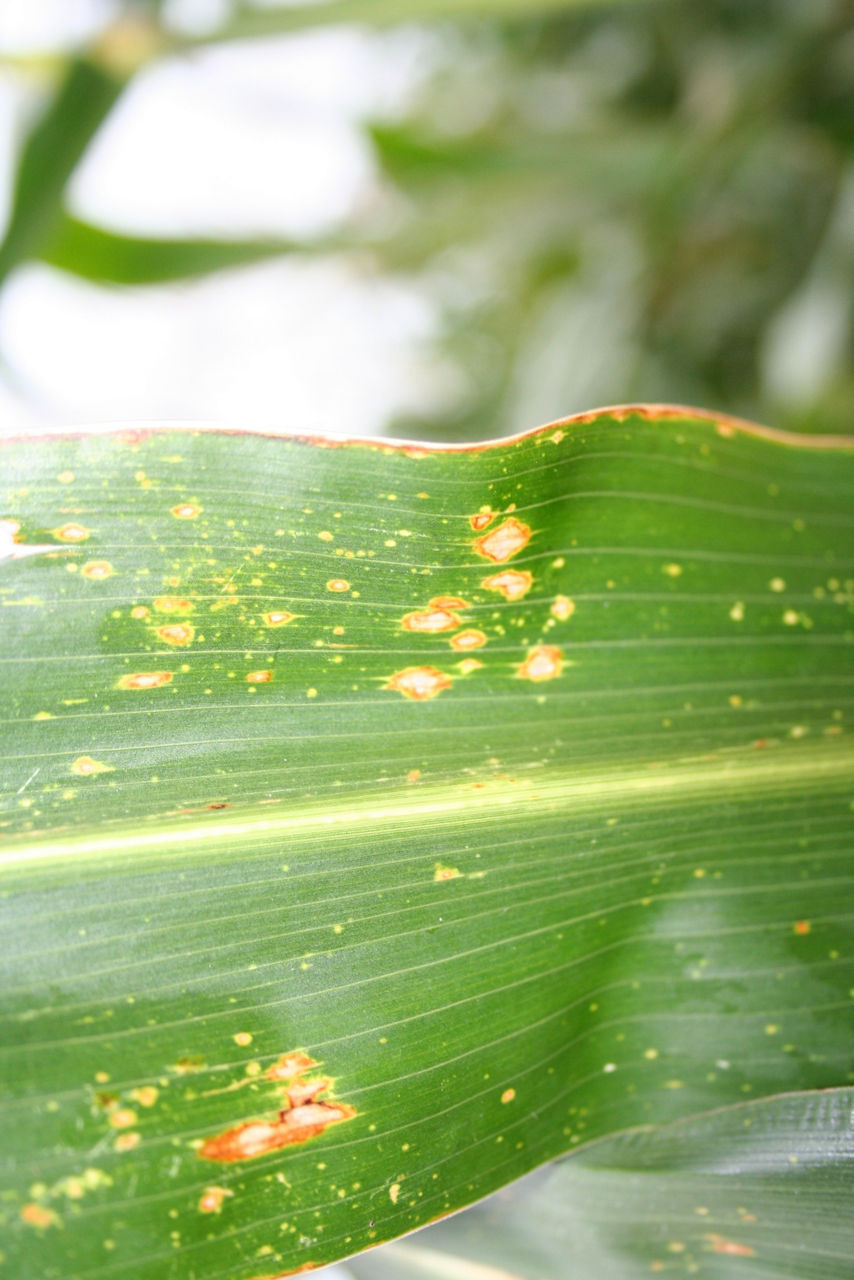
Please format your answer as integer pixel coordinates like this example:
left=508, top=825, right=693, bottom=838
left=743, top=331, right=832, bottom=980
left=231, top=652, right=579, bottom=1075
left=500, top=1089, right=516, bottom=1104
left=469, top=510, right=494, bottom=531
left=114, top=1132, right=140, bottom=1152
left=20, top=1203, right=59, bottom=1229
left=517, top=645, right=563, bottom=682
left=430, top=596, right=470, bottom=610
left=482, top=570, right=533, bottom=601
left=157, top=624, right=195, bottom=646
left=384, top=666, right=453, bottom=700
left=473, top=517, right=531, bottom=562
left=705, top=1235, right=756, bottom=1257
left=70, top=756, right=113, bottom=777
left=434, top=863, right=460, bottom=882
left=794, top=920, right=811, bottom=935
left=234, top=1032, right=253, bottom=1047
left=131, top=605, right=149, bottom=619
left=402, top=608, right=461, bottom=633
left=199, top=1186, right=233, bottom=1214
left=154, top=596, right=192, bottom=613
left=389, top=1183, right=401, bottom=1204
left=450, top=629, right=487, bottom=651
left=109, top=1108, right=138, bottom=1129
left=264, top=611, right=295, bottom=627
left=551, top=595, right=575, bottom=621
left=457, top=658, right=484, bottom=674
left=246, top=670, right=273, bottom=683
left=118, top=671, right=173, bottom=690
left=53, top=522, right=90, bottom=542
left=171, top=503, right=201, bottom=519
left=326, top=579, right=350, bottom=592
left=81, top=560, right=114, bottom=580
left=0, top=519, right=57, bottom=562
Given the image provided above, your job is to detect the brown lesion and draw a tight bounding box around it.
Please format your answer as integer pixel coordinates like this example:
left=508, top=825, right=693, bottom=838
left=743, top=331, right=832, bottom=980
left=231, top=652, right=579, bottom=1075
left=197, top=1052, right=356, bottom=1163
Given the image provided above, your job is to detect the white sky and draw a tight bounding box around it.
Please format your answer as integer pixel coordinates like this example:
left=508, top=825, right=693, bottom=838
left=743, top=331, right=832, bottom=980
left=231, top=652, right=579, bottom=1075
left=0, top=1, right=443, bottom=439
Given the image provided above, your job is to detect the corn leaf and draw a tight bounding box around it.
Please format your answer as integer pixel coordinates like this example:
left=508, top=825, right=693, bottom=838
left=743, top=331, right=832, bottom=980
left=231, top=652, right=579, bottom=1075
left=1, top=406, right=853, bottom=1280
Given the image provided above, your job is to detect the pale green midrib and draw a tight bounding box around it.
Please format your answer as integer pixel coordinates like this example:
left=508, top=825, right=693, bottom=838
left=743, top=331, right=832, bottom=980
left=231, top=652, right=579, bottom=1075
left=1, top=739, right=850, bottom=869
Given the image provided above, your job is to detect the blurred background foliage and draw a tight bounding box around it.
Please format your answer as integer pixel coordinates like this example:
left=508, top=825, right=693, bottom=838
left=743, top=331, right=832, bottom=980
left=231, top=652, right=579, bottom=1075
left=0, top=0, right=853, bottom=440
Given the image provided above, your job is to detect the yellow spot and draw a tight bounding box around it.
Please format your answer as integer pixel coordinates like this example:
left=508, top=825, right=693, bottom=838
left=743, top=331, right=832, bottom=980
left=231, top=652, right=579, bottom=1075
left=234, top=1032, right=253, bottom=1047
left=473, top=517, right=531, bottom=563
left=384, top=666, right=452, bottom=701
left=81, top=560, right=113, bottom=580
left=70, top=756, right=113, bottom=777
left=157, top=623, right=194, bottom=646
left=171, top=503, right=201, bottom=519
left=457, top=658, right=484, bottom=674
left=109, top=1109, right=138, bottom=1129
left=327, top=579, right=349, bottom=592
left=307, top=687, right=318, bottom=698
left=21, top=1203, right=59, bottom=1229
left=130, top=1086, right=159, bottom=1107
left=318, top=531, right=334, bottom=542
left=501, top=1088, right=516, bottom=1104
left=402, top=607, right=460, bottom=633
left=114, top=1132, right=140, bottom=1152
left=667, top=1241, right=685, bottom=1253
left=481, top=569, right=533, bottom=601
left=449, top=629, right=486, bottom=651
left=551, top=596, right=575, bottom=621
left=407, top=769, right=421, bottom=783
left=693, top=868, right=706, bottom=878
left=389, top=1183, right=401, bottom=1205
left=199, top=1186, right=233, bottom=1214
left=729, top=694, right=742, bottom=707
left=730, top=601, right=745, bottom=621
left=153, top=596, right=192, bottom=613
left=246, top=670, right=273, bottom=683
left=765, top=1024, right=779, bottom=1035
left=131, top=605, right=149, bottom=619
left=517, top=645, right=563, bottom=682
left=664, top=1079, right=684, bottom=1090
left=118, top=671, right=173, bottom=690
left=783, top=609, right=799, bottom=626
left=58, top=470, right=75, bottom=484
left=33, top=711, right=53, bottom=720
left=434, top=863, right=460, bottom=882
left=663, top=563, right=682, bottom=577
left=54, top=522, right=90, bottom=542
left=644, top=1048, right=659, bottom=1060
left=264, top=611, right=294, bottom=627
left=769, top=577, right=786, bottom=592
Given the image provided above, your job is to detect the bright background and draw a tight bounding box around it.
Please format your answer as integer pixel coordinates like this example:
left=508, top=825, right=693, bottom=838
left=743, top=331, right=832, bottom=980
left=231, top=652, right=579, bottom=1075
left=1, top=0, right=852, bottom=443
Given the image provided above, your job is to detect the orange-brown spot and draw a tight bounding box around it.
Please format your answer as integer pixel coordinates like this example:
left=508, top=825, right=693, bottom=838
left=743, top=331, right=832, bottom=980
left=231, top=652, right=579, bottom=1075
left=114, top=1132, right=140, bottom=1152
left=551, top=595, right=575, bottom=621
left=171, top=503, right=201, bottom=519
left=473, top=517, right=530, bottom=563
left=517, top=645, right=563, bottom=682
left=429, top=596, right=470, bottom=610
left=469, top=510, right=494, bottom=532
left=70, top=755, right=113, bottom=777
left=246, top=670, right=273, bottom=683
left=705, top=1235, right=756, bottom=1258
left=130, top=1086, right=159, bottom=1107
left=794, top=920, right=811, bottom=935
left=109, top=1108, right=138, bottom=1129
left=401, top=608, right=461, bottom=633
left=482, top=570, right=533, bottom=601
left=407, top=769, right=421, bottom=783
left=199, top=1185, right=233, bottom=1214
left=434, top=863, right=460, bottom=882
left=118, top=671, right=173, bottom=690
left=384, top=666, right=452, bottom=700
left=153, top=596, right=192, bottom=613
left=501, top=1088, right=516, bottom=1104
left=81, top=560, right=113, bottom=580
left=457, top=658, right=484, bottom=674
left=21, top=1203, right=59, bottom=1229
left=198, top=1098, right=356, bottom=1163
left=326, top=579, right=349, bottom=592
left=157, top=623, right=194, bottom=646
left=266, top=1052, right=318, bottom=1081
left=54, top=522, right=90, bottom=542
left=264, top=610, right=295, bottom=627
left=450, top=629, right=486, bottom=651
left=131, top=605, right=149, bottom=620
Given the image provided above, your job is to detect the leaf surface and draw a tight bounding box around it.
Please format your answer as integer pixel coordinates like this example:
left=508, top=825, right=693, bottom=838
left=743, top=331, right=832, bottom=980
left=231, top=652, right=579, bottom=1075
left=1, top=407, right=853, bottom=1279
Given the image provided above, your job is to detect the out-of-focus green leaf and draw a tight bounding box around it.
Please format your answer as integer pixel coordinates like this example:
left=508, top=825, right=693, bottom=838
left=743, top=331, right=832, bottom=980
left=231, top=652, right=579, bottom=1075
left=39, top=216, right=305, bottom=285
left=384, top=1087, right=854, bottom=1280
left=0, top=58, right=124, bottom=285
left=0, top=407, right=853, bottom=1280
left=191, top=0, right=634, bottom=47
